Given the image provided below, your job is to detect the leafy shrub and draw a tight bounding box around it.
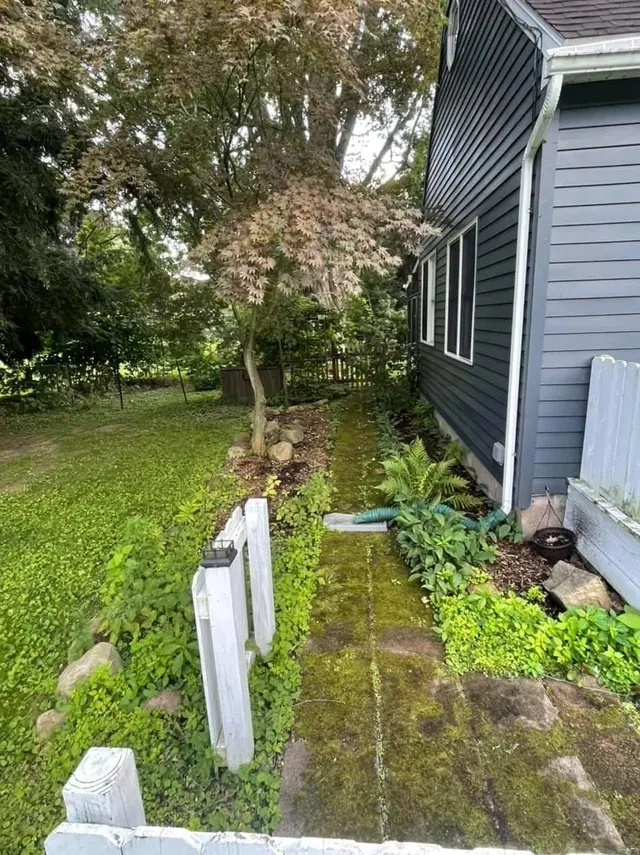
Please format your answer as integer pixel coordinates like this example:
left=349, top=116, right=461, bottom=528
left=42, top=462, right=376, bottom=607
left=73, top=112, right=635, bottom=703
left=379, top=437, right=482, bottom=510
left=549, top=606, right=640, bottom=693
left=395, top=504, right=497, bottom=601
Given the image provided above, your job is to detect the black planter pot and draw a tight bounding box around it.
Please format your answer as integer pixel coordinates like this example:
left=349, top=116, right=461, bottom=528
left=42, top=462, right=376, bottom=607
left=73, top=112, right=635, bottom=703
left=532, top=526, right=576, bottom=562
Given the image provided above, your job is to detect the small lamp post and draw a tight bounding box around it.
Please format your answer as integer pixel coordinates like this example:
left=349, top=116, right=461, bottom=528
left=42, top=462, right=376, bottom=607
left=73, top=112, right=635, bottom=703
left=201, top=539, right=237, bottom=568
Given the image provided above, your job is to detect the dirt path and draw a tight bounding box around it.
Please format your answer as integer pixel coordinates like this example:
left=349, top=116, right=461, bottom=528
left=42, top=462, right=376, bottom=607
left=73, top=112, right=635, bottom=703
left=278, top=397, right=640, bottom=853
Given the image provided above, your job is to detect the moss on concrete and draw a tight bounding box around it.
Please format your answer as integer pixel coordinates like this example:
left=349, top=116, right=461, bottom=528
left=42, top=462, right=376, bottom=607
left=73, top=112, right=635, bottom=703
left=281, top=394, right=640, bottom=853
left=293, top=649, right=381, bottom=840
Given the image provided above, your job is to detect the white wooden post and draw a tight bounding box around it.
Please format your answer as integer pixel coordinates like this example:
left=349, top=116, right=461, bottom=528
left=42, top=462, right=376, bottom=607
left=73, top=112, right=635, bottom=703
left=62, top=747, right=146, bottom=827
left=245, top=498, right=276, bottom=656
left=204, top=549, right=254, bottom=771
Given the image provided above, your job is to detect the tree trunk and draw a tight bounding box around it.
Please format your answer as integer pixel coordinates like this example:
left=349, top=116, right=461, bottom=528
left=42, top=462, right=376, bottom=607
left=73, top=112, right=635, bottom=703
left=243, top=305, right=267, bottom=455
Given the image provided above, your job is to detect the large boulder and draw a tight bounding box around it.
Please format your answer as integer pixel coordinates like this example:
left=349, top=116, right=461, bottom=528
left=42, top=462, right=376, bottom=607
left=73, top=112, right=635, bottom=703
left=57, top=642, right=123, bottom=698
left=36, top=709, right=66, bottom=742
left=543, top=561, right=611, bottom=610
left=142, top=688, right=182, bottom=714
left=281, top=427, right=304, bottom=445
left=268, top=440, right=294, bottom=462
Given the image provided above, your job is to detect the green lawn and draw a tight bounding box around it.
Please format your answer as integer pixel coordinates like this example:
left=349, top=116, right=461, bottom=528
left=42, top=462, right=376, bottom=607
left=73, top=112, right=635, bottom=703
left=0, top=389, right=247, bottom=850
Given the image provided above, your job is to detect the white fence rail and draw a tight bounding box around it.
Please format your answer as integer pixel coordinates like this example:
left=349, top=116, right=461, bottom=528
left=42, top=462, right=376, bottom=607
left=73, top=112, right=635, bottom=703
left=46, top=747, right=541, bottom=855
left=580, top=355, right=640, bottom=520
left=192, top=499, right=275, bottom=771
left=565, top=356, right=640, bottom=609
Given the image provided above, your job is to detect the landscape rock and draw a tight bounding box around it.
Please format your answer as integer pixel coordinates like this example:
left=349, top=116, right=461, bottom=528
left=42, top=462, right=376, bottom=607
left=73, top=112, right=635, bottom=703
left=268, top=440, right=294, bottom=462
left=265, top=420, right=280, bottom=439
left=280, top=427, right=304, bottom=445
left=544, top=678, right=619, bottom=711
left=36, top=709, right=66, bottom=741
left=469, top=580, right=500, bottom=596
left=57, top=642, right=123, bottom=698
left=88, top=615, right=103, bottom=640
left=543, top=561, right=611, bottom=610
left=142, top=689, right=182, bottom=714
left=463, top=675, right=558, bottom=730
left=227, top=444, right=249, bottom=460
left=568, top=795, right=626, bottom=853
left=542, top=756, right=594, bottom=791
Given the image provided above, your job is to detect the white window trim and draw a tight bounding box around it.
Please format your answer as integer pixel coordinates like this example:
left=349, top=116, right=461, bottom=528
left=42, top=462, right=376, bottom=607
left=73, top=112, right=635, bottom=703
left=446, top=0, right=460, bottom=70
left=420, top=252, right=436, bottom=346
left=444, top=219, right=478, bottom=366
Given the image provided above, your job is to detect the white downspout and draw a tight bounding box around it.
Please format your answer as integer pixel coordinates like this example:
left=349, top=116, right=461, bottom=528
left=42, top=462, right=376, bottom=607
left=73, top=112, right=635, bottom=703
left=501, top=73, right=564, bottom=515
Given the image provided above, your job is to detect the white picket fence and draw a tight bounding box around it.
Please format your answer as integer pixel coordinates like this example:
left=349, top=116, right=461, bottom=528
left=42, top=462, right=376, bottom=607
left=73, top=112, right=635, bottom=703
left=565, top=356, right=640, bottom=609
left=45, top=747, right=546, bottom=855
left=192, top=498, right=275, bottom=771
left=579, top=355, right=640, bottom=520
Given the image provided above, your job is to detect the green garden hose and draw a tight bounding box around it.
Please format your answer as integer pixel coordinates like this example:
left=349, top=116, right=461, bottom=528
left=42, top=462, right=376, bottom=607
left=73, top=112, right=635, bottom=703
left=353, top=504, right=507, bottom=532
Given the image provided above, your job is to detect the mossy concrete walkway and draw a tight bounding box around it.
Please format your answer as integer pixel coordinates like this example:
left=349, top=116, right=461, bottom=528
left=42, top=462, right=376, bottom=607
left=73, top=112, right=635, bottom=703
left=278, top=398, right=640, bottom=854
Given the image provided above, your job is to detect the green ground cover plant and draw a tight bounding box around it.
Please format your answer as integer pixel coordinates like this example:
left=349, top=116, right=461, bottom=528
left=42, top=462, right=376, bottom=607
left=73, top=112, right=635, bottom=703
left=0, top=389, right=248, bottom=852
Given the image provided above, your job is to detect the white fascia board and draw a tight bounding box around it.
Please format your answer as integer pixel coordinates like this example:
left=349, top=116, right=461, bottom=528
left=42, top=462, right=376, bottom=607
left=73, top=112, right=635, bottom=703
left=549, top=36, right=640, bottom=79
left=501, top=0, right=564, bottom=55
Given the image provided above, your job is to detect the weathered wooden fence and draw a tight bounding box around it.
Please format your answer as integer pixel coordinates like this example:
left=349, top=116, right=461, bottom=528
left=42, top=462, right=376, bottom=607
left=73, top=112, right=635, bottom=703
left=46, top=747, right=537, bottom=855
left=578, top=355, right=640, bottom=519
left=192, top=499, right=274, bottom=771
left=565, top=356, right=640, bottom=608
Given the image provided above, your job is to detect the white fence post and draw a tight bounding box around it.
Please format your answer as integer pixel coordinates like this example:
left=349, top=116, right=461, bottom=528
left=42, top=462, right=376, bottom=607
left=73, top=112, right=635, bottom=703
left=245, top=498, right=275, bottom=656
left=203, top=548, right=254, bottom=771
left=62, top=747, right=146, bottom=828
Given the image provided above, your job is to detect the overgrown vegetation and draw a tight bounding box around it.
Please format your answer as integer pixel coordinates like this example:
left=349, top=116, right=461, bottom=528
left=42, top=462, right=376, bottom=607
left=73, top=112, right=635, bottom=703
left=0, top=391, right=246, bottom=852
left=375, top=385, right=640, bottom=697
left=0, top=386, right=333, bottom=852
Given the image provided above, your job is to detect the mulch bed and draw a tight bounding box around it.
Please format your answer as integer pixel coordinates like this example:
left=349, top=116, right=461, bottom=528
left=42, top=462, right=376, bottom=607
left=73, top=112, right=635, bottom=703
left=228, top=403, right=331, bottom=498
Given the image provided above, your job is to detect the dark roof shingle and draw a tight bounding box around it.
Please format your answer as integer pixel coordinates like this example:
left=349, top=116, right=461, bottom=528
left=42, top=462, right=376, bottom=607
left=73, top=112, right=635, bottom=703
left=527, top=0, right=640, bottom=39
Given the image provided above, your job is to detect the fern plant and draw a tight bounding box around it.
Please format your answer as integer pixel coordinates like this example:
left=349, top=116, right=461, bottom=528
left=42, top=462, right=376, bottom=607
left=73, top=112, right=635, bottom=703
left=378, top=437, right=482, bottom=510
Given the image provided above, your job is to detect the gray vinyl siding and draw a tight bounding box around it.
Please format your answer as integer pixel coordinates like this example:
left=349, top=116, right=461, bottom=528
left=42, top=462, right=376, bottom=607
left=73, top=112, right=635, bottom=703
left=531, top=81, right=640, bottom=496
left=417, top=0, right=539, bottom=481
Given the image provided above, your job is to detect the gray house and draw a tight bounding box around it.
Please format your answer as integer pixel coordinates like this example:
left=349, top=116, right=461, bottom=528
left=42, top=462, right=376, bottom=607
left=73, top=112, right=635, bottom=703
left=412, top=0, right=640, bottom=534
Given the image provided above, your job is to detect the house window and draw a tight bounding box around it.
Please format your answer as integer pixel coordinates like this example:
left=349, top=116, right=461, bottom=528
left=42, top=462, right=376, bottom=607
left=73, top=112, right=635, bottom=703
left=421, top=252, right=436, bottom=346
left=445, top=221, right=477, bottom=363
left=447, top=0, right=460, bottom=69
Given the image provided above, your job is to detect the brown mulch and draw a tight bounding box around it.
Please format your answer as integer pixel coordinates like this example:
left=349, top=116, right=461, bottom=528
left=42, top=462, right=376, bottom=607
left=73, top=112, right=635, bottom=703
left=228, top=403, right=331, bottom=499
left=491, top=540, right=554, bottom=593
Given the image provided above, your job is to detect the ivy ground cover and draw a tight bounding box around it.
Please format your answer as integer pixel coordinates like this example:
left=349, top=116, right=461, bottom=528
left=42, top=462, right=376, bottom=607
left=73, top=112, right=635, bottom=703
left=0, top=390, right=247, bottom=851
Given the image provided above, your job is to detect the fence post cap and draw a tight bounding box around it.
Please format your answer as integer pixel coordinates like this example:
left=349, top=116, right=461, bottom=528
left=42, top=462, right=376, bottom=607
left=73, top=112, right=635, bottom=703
left=64, top=747, right=133, bottom=796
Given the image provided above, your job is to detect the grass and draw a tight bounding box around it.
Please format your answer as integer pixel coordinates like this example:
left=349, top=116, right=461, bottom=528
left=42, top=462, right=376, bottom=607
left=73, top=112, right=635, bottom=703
left=0, top=389, right=248, bottom=852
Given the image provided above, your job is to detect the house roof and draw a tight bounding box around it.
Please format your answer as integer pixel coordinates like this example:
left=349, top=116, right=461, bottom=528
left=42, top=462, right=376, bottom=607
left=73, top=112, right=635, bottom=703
left=526, top=1, right=640, bottom=40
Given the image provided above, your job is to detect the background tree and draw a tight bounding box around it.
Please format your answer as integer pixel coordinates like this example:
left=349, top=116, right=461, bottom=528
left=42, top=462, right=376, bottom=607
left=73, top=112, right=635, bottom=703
left=74, top=0, right=442, bottom=452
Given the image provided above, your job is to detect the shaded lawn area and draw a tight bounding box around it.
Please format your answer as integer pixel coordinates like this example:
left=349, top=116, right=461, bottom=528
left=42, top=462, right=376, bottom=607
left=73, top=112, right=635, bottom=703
left=0, top=389, right=247, bottom=851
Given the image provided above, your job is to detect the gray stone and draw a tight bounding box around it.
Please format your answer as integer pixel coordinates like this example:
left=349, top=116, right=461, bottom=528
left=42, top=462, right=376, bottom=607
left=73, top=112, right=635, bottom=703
left=281, top=427, right=304, bottom=445
left=227, top=444, right=249, bottom=460
left=57, top=642, right=123, bottom=698
left=36, top=709, right=66, bottom=741
left=268, top=440, right=294, bottom=462
left=463, top=675, right=558, bottom=730
left=543, top=561, right=611, bottom=610
left=323, top=512, right=387, bottom=532
left=265, top=420, right=280, bottom=439
left=568, top=795, right=626, bottom=853
left=88, top=615, right=103, bottom=640
left=542, top=756, right=594, bottom=791
left=142, top=689, right=182, bottom=714
left=377, top=627, right=445, bottom=660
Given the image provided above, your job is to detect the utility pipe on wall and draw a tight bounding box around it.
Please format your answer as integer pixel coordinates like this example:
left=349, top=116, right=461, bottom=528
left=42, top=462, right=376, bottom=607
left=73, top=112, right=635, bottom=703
left=501, top=72, right=564, bottom=515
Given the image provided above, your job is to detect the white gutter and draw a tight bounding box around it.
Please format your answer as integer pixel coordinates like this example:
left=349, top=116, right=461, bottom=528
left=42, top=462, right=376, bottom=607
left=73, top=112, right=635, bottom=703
left=502, top=35, right=640, bottom=516
left=501, top=73, right=563, bottom=515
